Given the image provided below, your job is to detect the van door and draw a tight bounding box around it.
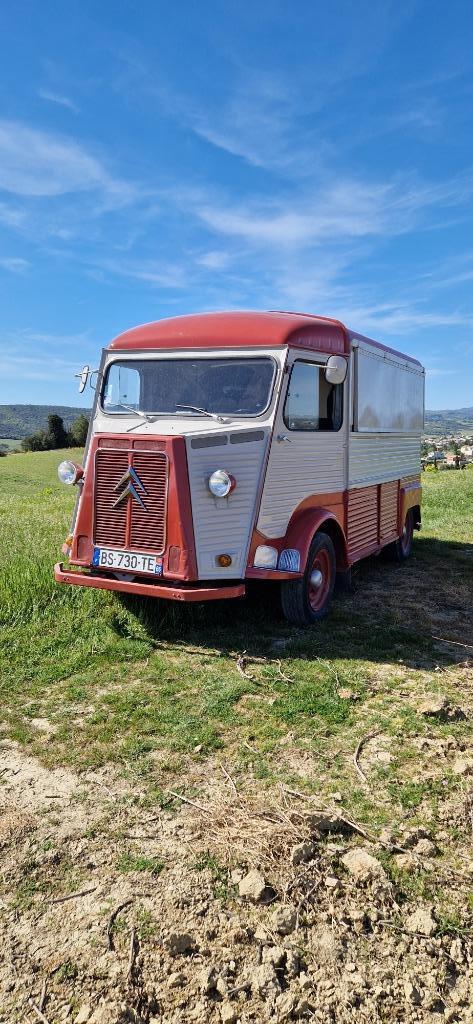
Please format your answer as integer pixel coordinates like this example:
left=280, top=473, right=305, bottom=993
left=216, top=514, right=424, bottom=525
left=256, top=351, right=347, bottom=540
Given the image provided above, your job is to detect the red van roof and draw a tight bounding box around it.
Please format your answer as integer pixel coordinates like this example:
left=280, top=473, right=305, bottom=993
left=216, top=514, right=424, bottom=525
left=108, top=310, right=422, bottom=367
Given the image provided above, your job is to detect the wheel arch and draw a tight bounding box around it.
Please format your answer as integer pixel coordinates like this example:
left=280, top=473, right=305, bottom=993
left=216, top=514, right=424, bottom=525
left=283, top=506, right=349, bottom=573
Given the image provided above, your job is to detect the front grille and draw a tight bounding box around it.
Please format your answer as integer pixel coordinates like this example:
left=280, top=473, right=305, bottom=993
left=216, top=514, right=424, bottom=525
left=94, top=448, right=168, bottom=554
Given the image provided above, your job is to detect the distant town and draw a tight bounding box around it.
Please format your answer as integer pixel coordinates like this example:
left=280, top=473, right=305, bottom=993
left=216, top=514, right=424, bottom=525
left=422, top=430, right=473, bottom=467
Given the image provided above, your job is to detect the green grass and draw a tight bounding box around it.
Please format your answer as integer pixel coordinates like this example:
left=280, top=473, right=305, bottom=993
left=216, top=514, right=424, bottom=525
left=1, top=450, right=472, bottom=843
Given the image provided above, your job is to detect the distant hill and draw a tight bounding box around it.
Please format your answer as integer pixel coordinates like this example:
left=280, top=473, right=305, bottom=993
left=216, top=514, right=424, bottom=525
left=0, top=404, right=91, bottom=440
left=0, top=402, right=471, bottom=441
left=425, top=407, right=473, bottom=435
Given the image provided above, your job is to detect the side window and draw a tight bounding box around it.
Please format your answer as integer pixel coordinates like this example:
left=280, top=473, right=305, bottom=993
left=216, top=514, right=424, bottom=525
left=103, top=363, right=141, bottom=412
left=284, top=361, right=343, bottom=431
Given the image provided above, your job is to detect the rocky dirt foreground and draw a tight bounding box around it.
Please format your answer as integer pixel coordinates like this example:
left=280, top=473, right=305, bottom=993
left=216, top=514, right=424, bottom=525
left=0, top=740, right=472, bottom=1024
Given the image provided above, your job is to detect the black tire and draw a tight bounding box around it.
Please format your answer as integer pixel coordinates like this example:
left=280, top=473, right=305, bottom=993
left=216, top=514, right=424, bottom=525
left=386, top=509, right=414, bottom=562
left=280, top=532, right=336, bottom=626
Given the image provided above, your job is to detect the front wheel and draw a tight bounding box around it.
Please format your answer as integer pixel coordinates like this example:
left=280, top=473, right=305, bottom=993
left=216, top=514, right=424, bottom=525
left=280, top=532, right=336, bottom=626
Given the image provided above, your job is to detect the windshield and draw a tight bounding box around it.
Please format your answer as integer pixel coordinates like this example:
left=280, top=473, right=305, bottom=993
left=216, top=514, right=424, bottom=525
left=102, top=357, right=276, bottom=417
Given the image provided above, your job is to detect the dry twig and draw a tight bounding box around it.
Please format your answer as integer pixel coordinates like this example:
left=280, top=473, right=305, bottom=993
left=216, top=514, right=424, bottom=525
left=221, top=764, right=239, bottom=799
left=29, top=1002, right=51, bottom=1024
left=276, top=659, right=294, bottom=683
left=127, top=928, right=137, bottom=982
left=107, top=898, right=134, bottom=951
left=432, top=635, right=473, bottom=651
left=353, top=730, right=380, bottom=787
left=236, top=652, right=254, bottom=680
left=164, top=789, right=210, bottom=814
left=47, top=886, right=96, bottom=905
left=38, top=979, right=47, bottom=1013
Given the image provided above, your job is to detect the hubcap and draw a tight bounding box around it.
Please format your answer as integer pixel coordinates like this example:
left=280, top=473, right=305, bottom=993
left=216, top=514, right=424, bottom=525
left=308, top=548, right=331, bottom=612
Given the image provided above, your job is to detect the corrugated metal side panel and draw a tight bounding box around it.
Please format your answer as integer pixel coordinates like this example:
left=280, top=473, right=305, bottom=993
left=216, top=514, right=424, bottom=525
left=349, top=433, right=420, bottom=487
left=347, top=486, right=378, bottom=557
left=187, top=433, right=269, bottom=578
left=380, top=481, right=399, bottom=541
left=257, top=434, right=345, bottom=538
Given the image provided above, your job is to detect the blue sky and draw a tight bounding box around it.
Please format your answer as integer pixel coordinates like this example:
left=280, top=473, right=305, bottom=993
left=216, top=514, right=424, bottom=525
left=0, top=1, right=472, bottom=410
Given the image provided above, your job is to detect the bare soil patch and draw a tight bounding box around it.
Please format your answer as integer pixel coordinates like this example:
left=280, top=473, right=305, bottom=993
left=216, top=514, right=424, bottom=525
left=1, top=742, right=472, bottom=1024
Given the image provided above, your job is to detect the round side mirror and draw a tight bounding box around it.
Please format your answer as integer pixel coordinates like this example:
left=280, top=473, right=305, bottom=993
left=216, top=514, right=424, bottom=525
left=325, top=355, right=347, bottom=385
left=75, top=365, right=90, bottom=393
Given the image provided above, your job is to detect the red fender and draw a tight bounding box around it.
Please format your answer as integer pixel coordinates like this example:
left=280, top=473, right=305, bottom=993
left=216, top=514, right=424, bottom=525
left=284, top=506, right=348, bottom=572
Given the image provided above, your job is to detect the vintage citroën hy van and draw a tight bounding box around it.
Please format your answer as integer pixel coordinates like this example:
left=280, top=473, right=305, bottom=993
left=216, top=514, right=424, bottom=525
left=55, top=311, right=424, bottom=625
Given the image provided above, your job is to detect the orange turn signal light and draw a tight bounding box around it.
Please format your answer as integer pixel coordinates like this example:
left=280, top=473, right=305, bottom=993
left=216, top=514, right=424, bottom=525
left=217, top=554, right=232, bottom=567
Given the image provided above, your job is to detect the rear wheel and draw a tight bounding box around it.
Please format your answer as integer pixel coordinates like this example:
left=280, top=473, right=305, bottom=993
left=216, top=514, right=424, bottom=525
left=280, top=532, right=336, bottom=626
left=387, top=508, right=414, bottom=562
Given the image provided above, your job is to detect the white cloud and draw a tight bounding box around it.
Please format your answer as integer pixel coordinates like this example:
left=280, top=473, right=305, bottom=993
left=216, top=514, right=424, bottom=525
left=0, top=119, right=135, bottom=205
left=38, top=89, right=79, bottom=114
left=0, top=257, right=30, bottom=273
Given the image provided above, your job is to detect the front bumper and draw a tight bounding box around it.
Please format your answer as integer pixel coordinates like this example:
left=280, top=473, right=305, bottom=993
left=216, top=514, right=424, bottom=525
left=54, top=563, right=245, bottom=602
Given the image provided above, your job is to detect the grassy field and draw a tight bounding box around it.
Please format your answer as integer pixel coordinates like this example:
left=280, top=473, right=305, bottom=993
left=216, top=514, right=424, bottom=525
left=1, top=449, right=472, bottom=1020
left=1, top=449, right=471, bottom=798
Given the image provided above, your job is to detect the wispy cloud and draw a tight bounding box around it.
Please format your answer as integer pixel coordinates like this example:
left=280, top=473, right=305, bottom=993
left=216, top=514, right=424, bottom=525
left=0, top=256, right=30, bottom=273
left=0, top=119, right=136, bottom=205
left=38, top=89, right=79, bottom=114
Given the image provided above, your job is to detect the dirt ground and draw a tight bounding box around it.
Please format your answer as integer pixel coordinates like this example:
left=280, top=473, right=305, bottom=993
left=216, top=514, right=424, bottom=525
left=1, top=737, right=472, bottom=1024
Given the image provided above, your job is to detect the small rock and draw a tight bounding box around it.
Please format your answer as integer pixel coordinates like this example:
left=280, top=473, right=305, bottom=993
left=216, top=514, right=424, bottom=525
left=75, top=1008, right=91, bottom=1024
left=298, top=972, right=312, bottom=992
left=285, top=950, right=300, bottom=979
left=418, top=696, right=448, bottom=717
left=166, top=932, right=195, bottom=956
left=275, top=992, right=297, bottom=1018
left=413, top=838, right=437, bottom=857
left=238, top=868, right=267, bottom=902
left=305, top=811, right=347, bottom=834
left=452, top=757, right=473, bottom=776
left=220, top=1004, right=237, bottom=1024
left=341, top=848, right=386, bottom=882
left=272, top=906, right=297, bottom=935
left=393, top=852, right=418, bottom=871
left=338, top=688, right=353, bottom=700
left=262, top=945, right=286, bottom=968
left=331, top=792, right=343, bottom=802
left=450, top=938, right=464, bottom=963
left=168, top=971, right=186, bottom=989
left=324, top=875, right=340, bottom=889
left=252, top=963, right=280, bottom=1000
left=405, top=909, right=436, bottom=937
left=200, top=966, right=219, bottom=994
left=254, top=924, right=270, bottom=943
left=404, top=980, right=421, bottom=1004
left=417, top=697, right=465, bottom=720
left=291, top=840, right=317, bottom=865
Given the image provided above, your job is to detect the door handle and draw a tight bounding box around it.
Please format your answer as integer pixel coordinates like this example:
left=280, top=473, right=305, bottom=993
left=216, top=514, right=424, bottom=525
left=277, top=433, right=293, bottom=443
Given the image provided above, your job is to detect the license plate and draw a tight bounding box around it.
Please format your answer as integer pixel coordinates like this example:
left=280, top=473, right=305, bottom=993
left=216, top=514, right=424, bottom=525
left=93, top=547, right=163, bottom=575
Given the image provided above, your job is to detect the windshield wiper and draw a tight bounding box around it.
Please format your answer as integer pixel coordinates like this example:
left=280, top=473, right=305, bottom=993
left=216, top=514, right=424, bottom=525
left=112, top=403, right=160, bottom=431
left=175, top=404, right=228, bottom=423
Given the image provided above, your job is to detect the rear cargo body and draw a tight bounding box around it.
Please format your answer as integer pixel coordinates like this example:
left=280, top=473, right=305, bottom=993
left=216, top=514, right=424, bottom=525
left=55, top=311, right=424, bottom=624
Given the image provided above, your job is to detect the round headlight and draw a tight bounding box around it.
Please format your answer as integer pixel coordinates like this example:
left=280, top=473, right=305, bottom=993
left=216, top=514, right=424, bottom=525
left=58, top=460, right=82, bottom=485
left=208, top=469, right=235, bottom=498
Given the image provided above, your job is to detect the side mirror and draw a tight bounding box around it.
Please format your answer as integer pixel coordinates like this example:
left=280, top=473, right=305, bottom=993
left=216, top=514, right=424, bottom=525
left=75, top=365, right=90, bottom=393
left=325, top=355, right=347, bottom=385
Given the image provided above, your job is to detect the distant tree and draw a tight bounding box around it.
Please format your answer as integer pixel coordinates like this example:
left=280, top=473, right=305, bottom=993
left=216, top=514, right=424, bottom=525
left=69, top=413, right=90, bottom=446
left=21, top=430, right=47, bottom=451
left=44, top=414, right=69, bottom=449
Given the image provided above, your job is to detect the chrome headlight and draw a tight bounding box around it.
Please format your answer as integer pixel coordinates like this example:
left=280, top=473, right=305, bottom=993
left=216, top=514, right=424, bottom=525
left=208, top=469, right=235, bottom=498
left=58, top=460, right=83, bottom=485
